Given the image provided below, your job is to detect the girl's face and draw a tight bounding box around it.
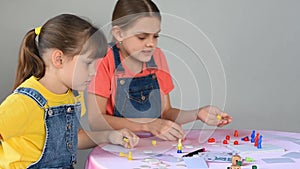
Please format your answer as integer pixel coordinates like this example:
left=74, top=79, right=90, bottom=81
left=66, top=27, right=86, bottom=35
left=120, top=16, right=161, bottom=63
left=63, top=49, right=98, bottom=91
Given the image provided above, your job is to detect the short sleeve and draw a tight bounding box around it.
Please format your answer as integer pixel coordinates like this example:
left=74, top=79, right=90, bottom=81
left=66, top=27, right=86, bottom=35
left=0, top=94, right=33, bottom=141
left=88, top=50, right=114, bottom=98
left=77, top=91, right=86, bottom=117
left=153, top=48, right=174, bottom=94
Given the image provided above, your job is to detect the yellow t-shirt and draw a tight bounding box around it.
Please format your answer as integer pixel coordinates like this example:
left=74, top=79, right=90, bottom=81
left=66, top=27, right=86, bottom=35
left=0, top=76, right=86, bottom=169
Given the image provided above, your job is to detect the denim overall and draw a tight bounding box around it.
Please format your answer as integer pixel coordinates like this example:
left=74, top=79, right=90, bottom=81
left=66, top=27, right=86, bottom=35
left=111, top=44, right=162, bottom=118
left=14, top=87, right=80, bottom=169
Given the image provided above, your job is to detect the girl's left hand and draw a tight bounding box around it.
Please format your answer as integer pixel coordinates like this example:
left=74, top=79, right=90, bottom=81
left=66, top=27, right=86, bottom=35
left=197, top=105, right=232, bottom=127
left=108, top=128, right=140, bottom=149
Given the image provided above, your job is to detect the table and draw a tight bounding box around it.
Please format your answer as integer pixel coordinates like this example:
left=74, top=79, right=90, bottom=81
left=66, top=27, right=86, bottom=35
left=85, top=129, right=300, bottom=169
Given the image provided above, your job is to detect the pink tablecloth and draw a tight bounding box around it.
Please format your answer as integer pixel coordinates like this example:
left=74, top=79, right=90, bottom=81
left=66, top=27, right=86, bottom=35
left=85, top=129, right=300, bottom=169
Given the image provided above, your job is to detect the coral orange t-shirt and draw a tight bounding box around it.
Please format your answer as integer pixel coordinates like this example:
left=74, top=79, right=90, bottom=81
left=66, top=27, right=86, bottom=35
left=88, top=47, right=174, bottom=115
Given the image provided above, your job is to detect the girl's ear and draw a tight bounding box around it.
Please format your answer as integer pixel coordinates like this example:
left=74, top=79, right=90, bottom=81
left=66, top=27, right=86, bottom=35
left=112, top=26, right=124, bottom=42
left=51, top=49, right=64, bottom=68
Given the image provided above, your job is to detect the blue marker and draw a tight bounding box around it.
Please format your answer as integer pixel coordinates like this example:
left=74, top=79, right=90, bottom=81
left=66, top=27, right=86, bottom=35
left=251, top=130, right=256, bottom=143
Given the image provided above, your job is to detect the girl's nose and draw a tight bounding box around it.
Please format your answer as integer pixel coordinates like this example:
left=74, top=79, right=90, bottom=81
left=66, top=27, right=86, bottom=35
left=146, top=38, right=155, bottom=47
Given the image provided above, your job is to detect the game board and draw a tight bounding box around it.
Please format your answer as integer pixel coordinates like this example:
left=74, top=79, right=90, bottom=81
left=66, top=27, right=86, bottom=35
left=87, top=129, right=300, bottom=169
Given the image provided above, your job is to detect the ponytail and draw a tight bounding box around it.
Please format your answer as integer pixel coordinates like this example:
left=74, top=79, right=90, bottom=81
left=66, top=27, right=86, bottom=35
left=13, top=14, right=107, bottom=90
left=13, top=29, right=45, bottom=90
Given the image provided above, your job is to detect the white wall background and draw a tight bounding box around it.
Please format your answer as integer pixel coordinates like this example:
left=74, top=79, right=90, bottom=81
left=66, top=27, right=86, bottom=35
left=1, top=0, right=300, bottom=168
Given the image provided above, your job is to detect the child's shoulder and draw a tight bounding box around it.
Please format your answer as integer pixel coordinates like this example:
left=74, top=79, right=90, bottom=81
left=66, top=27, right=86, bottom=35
left=153, top=47, right=168, bottom=65
left=153, top=47, right=165, bottom=58
left=0, top=91, right=36, bottom=113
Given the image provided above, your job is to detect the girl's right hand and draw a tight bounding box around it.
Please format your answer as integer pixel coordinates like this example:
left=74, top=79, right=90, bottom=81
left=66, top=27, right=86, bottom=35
left=143, top=119, right=185, bottom=141
left=108, top=128, right=140, bottom=149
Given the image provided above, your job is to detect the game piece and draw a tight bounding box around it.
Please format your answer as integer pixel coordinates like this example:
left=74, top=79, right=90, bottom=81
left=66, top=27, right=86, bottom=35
left=208, top=137, right=216, bottom=144
left=245, top=157, right=255, bottom=162
left=251, top=130, right=256, bottom=143
left=254, top=133, right=260, bottom=147
left=226, top=135, right=231, bottom=140
left=234, top=141, right=239, bottom=145
left=237, top=161, right=242, bottom=166
left=152, top=140, right=156, bottom=146
left=119, top=152, right=127, bottom=157
left=241, top=136, right=249, bottom=142
left=123, top=136, right=130, bottom=148
left=257, top=135, right=262, bottom=149
left=234, top=130, right=239, bottom=137
left=123, top=137, right=129, bottom=142
left=217, top=114, right=222, bottom=120
left=230, top=165, right=241, bottom=169
left=128, top=151, right=133, bottom=160
left=223, top=140, right=228, bottom=144
left=119, top=151, right=133, bottom=160
left=252, top=165, right=257, bottom=169
left=231, top=155, right=242, bottom=166
left=177, top=139, right=182, bottom=153
left=228, top=154, right=243, bottom=169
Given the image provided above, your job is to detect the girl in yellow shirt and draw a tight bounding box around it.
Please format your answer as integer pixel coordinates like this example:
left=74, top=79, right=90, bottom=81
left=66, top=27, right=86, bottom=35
left=0, top=14, right=139, bottom=169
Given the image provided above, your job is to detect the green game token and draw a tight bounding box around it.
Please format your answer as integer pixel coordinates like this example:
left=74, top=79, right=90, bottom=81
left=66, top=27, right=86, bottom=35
left=245, top=157, right=255, bottom=162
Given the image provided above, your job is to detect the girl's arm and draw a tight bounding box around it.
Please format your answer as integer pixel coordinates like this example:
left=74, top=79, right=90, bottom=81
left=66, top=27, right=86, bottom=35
left=161, top=94, right=232, bottom=127
left=87, top=93, right=185, bottom=141
left=77, top=128, right=139, bottom=150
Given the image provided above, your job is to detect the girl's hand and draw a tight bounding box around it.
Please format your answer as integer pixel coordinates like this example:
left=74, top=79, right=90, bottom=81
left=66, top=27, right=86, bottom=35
left=108, top=128, right=139, bottom=149
left=197, top=105, right=232, bottom=127
left=143, top=118, right=185, bottom=141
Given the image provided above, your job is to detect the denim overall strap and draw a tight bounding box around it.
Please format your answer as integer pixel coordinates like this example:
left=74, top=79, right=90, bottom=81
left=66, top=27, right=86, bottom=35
left=110, top=43, right=162, bottom=118
left=14, top=87, right=47, bottom=108
left=14, top=87, right=80, bottom=169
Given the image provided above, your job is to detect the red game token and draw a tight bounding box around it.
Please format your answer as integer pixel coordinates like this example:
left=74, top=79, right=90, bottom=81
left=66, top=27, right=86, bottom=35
left=234, top=140, right=239, bottom=145
left=234, top=130, right=239, bottom=137
left=223, top=140, right=228, bottom=144
left=208, top=138, right=216, bottom=143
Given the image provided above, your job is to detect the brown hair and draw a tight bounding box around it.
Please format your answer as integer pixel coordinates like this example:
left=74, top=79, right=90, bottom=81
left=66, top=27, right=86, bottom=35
left=112, top=0, right=161, bottom=30
left=13, top=14, right=107, bottom=90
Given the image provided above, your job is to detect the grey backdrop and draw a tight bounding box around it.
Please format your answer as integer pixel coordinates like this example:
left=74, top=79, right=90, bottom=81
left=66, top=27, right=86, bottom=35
left=1, top=0, right=299, bottom=168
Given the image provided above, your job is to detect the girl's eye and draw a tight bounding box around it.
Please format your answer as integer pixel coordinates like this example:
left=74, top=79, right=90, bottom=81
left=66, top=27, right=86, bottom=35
left=137, top=36, right=146, bottom=40
left=86, top=60, right=94, bottom=65
left=154, top=34, right=159, bottom=39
